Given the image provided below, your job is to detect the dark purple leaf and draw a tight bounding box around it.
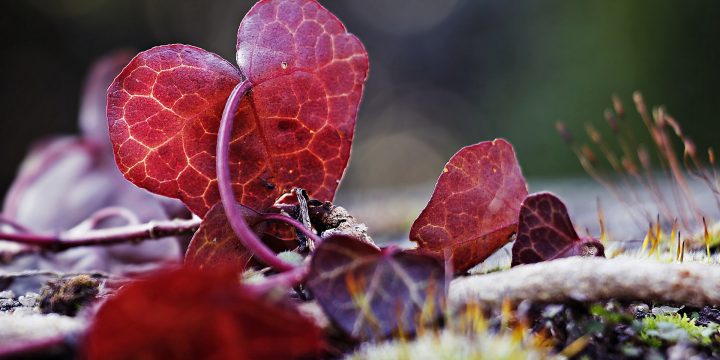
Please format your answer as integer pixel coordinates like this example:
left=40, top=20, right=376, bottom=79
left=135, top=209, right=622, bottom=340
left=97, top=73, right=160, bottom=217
left=511, top=192, right=605, bottom=266
left=306, top=235, right=446, bottom=340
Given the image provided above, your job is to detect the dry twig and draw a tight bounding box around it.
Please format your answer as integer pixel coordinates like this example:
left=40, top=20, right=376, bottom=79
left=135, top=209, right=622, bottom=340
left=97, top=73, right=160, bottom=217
left=450, top=257, right=720, bottom=308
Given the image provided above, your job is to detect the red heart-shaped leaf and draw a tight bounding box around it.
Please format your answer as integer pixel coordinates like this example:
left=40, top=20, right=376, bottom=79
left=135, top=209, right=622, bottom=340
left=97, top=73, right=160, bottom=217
left=108, top=0, right=369, bottom=216
left=108, top=45, right=242, bottom=216
left=306, top=235, right=446, bottom=341
left=84, top=266, right=324, bottom=360
left=409, top=139, right=528, bottom=273
left=511, top=192, right=605, bottom=266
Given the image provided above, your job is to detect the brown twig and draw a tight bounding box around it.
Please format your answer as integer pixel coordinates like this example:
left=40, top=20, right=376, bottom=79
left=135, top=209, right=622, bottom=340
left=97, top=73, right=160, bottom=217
left=0, top=218, right=201, bottom=251
left=449, top=257, right=720, bottom=308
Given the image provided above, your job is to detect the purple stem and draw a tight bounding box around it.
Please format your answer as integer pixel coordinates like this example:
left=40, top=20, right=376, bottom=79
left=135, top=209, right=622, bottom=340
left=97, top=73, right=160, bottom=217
left=259, top=213, right=323, bottom=245
left=0, top=218, right=200, bottom=250
left=216, top=80, right=294, bottom=272
left=249, top=265, right=309, bottom=294
left=68, top=206, right=141, bottom=233
left=0, top=214, right=32, bottom=233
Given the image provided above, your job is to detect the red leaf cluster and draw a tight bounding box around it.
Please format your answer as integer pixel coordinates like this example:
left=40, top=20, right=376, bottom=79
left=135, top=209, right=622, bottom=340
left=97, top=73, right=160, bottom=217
left=307, top=235, right=446, bottom=341
left=84, top=266, right=323, bottom=360
left=107, top=0, right=369, bottom=217
left=410, top=139, right=528, bottom=273
left=511, top=192, right=605, bottom=266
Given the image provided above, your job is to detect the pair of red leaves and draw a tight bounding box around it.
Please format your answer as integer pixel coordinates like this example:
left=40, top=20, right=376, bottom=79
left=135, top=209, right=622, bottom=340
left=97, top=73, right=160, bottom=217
left=108, top=0, right=368, bottom=218
left=410, top=141, right=605, bottom=271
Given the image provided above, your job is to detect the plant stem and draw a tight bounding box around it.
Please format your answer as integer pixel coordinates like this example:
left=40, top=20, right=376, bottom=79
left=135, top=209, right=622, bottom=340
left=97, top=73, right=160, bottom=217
left=0, top=218, right=200, bottom=251
left=0, top=214, right=32, bottom=233
left=250, top=265, right=309, bottom=294
left=216, top=80, right=295, bottom=272
left=259, top=213, right=323, bottom=245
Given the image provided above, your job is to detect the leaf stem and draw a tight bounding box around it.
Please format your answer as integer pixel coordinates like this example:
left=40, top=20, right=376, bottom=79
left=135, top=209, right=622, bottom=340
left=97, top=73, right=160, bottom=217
left=250, top=265, right=309, bottom=294
left=259, top=213, right=323, bottom=245
left=216, top=80, right=295, bottom=272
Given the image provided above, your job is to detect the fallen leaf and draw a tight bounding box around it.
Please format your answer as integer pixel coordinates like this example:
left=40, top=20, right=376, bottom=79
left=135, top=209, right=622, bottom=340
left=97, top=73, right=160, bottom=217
left=306, top=235, right=445, bottom=340
left=511, top=192, right=605, bottom=266
left=410, top=139, right=528, bottom=273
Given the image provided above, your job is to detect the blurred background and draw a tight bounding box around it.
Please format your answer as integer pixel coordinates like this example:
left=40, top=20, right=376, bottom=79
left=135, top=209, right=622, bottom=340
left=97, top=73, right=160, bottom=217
left=1, top=0, right=719, bottom=237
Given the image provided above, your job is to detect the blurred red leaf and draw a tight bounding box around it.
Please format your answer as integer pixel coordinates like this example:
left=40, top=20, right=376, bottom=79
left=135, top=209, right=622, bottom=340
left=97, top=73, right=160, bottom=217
left=409, top=139, right=528, bottom=273
left=511, top=192, right=605, bottom=266
left=306, top=235, right=446, bottom=341
left=84, top=266, right=323, bottom=360
left=108, top=0, right=369, bottom=217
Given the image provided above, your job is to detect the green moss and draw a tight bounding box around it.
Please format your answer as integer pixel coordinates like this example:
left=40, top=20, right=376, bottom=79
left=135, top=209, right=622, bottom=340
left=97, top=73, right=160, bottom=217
left=38, top=275, right=99, bottom=316
left=638, top=313, right=719, bottom=347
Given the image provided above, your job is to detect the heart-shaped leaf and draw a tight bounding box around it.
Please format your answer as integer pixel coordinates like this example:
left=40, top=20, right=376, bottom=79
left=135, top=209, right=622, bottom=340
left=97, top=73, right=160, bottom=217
left=84, top=266, right=324, bottom=360
left=108, top=0, right=369, bottom=216
left=511, top=192, right=605, bottom=266
left=410, top=139, right=528, bottom=273
left=108, top=45, right=243, bottom=216
left=306, top=235, right=446, bottom=341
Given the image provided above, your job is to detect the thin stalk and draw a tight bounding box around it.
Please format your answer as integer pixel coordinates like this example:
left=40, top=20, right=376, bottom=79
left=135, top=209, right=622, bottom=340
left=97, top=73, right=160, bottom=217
left=0, top=214, right=32, bottom=233
left=259, top=213, right=323, bottom=245
left=250, top=265, right=309, bottom=294
left=67, top=206, right=141, bottom=234
left=216, top=80, right=294, bottom=272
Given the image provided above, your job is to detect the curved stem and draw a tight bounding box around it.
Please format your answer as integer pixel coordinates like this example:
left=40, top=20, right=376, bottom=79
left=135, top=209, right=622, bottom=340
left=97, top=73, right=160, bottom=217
left=0, top=214, right=32, bottom=233
left=259, top=213, right=323, bottom=245
left=67, top=206, right=141, bottom=233
left=216, top=80, right=294, bottom=272
left=250, top=265, right=309, bottom=294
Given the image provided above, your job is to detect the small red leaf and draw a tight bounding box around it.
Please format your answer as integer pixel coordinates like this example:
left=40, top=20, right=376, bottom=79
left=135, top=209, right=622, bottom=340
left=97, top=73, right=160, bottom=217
left=184, top=202, right=297, bottom=271
left=511, top=192, right=605, bottom=266
left=108, top=0, right=369, bottom=216
left=184, top=203, right=259, bottom=272
left=410, top=139, right=528, bottom=273
left=84, top=266, right=323, bottom=360
left=306, top=235, right=446, bottom=341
